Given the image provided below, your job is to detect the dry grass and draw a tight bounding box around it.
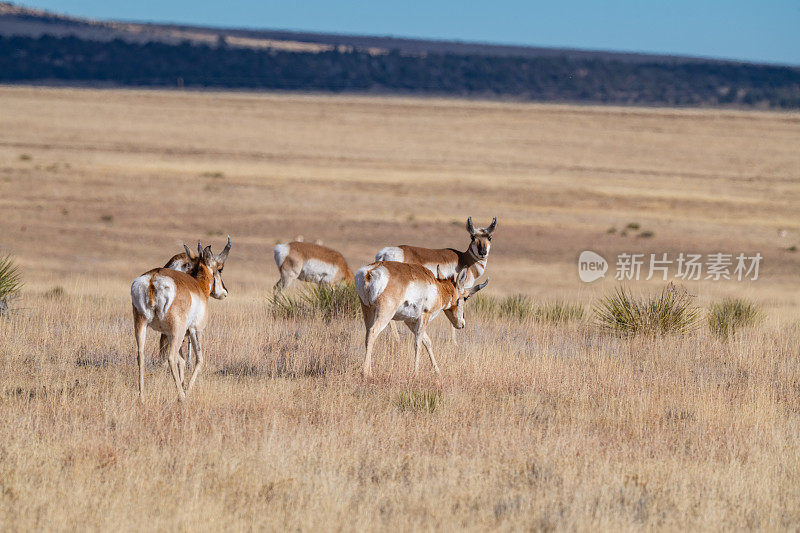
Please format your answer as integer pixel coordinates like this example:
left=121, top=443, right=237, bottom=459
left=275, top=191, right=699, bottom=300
left=0, top=86, right=799, bottom=529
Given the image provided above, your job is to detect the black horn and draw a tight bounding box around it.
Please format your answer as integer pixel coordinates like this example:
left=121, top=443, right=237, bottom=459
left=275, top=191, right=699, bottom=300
left=466, top=216, right=475, bottom=235
left=217, top=235, right=231, bottom=262
left=487, top=217, right=497, bottom=233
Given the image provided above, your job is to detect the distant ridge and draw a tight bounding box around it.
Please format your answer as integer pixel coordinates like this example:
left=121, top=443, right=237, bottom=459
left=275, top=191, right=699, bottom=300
left=0, top=1, right=773, bottom=65
left=1, top=2, right=798, bottom=108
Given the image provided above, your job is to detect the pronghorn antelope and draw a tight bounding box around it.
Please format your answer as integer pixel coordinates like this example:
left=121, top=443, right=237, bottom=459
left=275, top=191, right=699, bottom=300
left=355, top=261, right=488, bottom=377
left=375, top=216, right=496, bottom=341
left=131, top=241, right=230, bottom=402
left=273, top=239, right=354, bottom=293
left=160, top=237, right=231, bottom=369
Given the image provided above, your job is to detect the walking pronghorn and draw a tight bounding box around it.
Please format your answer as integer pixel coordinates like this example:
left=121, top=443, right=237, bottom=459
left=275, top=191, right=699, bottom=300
left=355, top=261, right=488, bottom=377
left=273, top=238, right=354, bottom=293
left=131, top=240, right=230, bottom=402
left=375, top=216, right=496, bottom=342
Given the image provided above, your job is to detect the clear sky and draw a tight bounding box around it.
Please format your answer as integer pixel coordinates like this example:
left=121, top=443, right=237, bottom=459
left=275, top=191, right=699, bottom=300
left=19, top=0, right=800, bottom=65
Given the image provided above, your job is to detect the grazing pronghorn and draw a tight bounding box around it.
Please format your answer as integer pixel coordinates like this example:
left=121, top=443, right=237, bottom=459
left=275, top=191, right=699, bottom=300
left=355, top=261, right=488, bottom=377
left=131, top=241, right=230, bottom=402
left=375, top=216, right=496, bottom=341
left=273, top=239, right=354, bottom=293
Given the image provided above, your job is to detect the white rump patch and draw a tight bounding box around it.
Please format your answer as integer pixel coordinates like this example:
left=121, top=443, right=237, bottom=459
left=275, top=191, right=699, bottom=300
left=299, top=259, right=339, bottom=284
left=151, top=275, right=177, bottom=321
left=375, top=246, right=404, bottom=262
left=274, top=243, right=290, bottom=269
left=131, top=274, right=154, bottom=321
left=130, top=274, right=176, bottom=322
left=355, top=264, right=389, bottom=305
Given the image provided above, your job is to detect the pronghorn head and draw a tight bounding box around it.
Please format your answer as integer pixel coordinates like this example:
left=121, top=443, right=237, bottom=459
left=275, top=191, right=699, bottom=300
left=466, top=217, right=497, bottom=260
left=438, top=266, right=489, bottom=329
left=198, top=236, right=231, bottom=300
left=164, top=241, right=201, bottom=273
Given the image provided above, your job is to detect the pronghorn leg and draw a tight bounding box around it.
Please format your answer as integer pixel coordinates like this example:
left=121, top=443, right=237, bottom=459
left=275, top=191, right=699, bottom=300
left=389, top=321, right=401, bottom=342
left=405, top=320, right=424, bottom=374
left=162, top=333, right=187, bottom=385
left=421, top=331, right=441, bottom=375
left=134, top=311, right=148, bottom=404
left=363, top=312, right=392, bottom=378
left=185, top=329, right=204, bottom=394
left=448, top=325, right=458, bottom=346
left=165, top=333, right=187, bottom=401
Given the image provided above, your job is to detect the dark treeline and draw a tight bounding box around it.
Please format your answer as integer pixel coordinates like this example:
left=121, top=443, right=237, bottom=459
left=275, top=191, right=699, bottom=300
left=2, top=35, right=799, bottom=108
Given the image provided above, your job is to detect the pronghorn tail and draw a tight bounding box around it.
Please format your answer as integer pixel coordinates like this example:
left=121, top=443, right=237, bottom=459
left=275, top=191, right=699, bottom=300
left=273, top=243, right=291, bottom=269
left=354, top=264, right=389, bottom=305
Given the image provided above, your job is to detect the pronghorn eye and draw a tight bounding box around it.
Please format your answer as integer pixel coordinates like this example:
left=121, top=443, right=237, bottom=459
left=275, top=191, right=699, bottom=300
left=487, top=236, right=492, bottom=241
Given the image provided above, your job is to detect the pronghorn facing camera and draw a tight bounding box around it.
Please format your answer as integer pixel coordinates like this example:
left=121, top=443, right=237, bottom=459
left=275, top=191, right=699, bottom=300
left=131, top=241, right=230, bottom=402
left=273, top=240, right=354, bottom=293
left=375, top=216, right=496, bottom=340
left=355, top=261, right=488, bottom=377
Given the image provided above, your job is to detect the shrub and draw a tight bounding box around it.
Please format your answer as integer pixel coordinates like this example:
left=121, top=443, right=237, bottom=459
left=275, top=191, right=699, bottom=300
left=268, top=283, right=360, bottom=321
left=708, top=298, right=762, bottom=339
left=0, top=254, right=23, bottom=316
left=594, top=283, right=700, bottom=337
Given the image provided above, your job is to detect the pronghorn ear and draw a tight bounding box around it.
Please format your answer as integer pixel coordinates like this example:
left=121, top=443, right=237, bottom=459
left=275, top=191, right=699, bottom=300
left=217, top=235, right=231, bottom=263
left=201, top=245, right=214, bottom=264
left=183, top=244, right=196, bottom=260
left=456, top=268, right=469, bottom=286
left=487, top=217, right=497, bottom=233
left=467, top=278, right=489, bottom=298
left=466, top=217, right=475, bottom=235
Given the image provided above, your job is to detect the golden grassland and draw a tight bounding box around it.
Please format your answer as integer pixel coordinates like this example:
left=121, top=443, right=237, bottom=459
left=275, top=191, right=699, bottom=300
left=1, top=86, right=799, bottom=529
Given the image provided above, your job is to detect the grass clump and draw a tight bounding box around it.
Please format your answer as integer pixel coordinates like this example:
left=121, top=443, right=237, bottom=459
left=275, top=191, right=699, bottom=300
left=535, top=302, right=584, bottom=324
left=0, top=254, right=23, bottom=316
left=594, top=283, right=700, bottom=337
left=396, top=390, right=442, bottom=413
left=708, top=298, right=762, bottom=339
left=499, top=294, right=534, bottom=320
left=269, top=283, right=360, bottom=321
left=471, top=294, right=583, bottom=324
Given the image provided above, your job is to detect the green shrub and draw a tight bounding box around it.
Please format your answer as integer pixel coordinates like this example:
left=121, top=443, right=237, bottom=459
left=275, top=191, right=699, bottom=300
left=470, top=293, right=500, bottom=317
left=0, top=254, right=23, bottom=316
left=708, top=298, right=762, bottom=339
left=594, top=283, right=700, bottom=337
left=471, top=294, right=583, bottom=324
left=396, top=390, right=442, bottom=413
left=269, top=283, right=360, bottom=321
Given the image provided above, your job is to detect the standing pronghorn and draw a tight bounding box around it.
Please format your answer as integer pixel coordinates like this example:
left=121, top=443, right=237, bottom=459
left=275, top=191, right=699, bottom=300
left=375, top=216, right=496, bottom=341
left=131, top=241, right=230, bottom=402
left=355, top=261, right=488, bottom=377
left=273, top=238, right=354, bottom=293
left=160, top=237, right=231, bottom=372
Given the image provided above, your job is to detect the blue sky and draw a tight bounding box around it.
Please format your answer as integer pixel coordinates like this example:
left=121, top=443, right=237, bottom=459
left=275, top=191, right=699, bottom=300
left=21, top=1, right=800, bottom=65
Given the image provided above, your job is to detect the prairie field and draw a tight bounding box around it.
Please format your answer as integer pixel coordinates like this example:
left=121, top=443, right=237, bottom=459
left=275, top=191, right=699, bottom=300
left=0, top=85, right=799, bottom=530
